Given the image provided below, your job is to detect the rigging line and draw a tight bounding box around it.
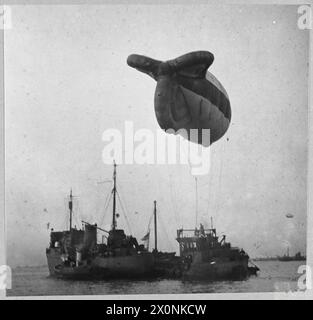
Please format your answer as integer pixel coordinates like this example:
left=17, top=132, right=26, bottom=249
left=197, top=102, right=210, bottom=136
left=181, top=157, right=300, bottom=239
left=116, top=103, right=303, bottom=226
left=143, top=211, right=154, bottom=251
left=168, top=173, right=176, bottom=214
left=62, top=199, right=67, bottom=229
left=100, top=191, right=113, bottom=227
left=116, top=191, right=132, bottom=235
left=143, top=210, right=154, bottom=250
left=215, top=142, right=226, bottom=217
left=73, top=196, right=83, bottom=228
left=206, top=149, right=215, bottom=217
left=96, top=180, right=113, bottom=220
left=99, top=185, right=113, bottom=226
left=180, top=138, right=202, bottom=223
left=63, top=197, right=70, bottom=230
left=158, top=210, right=176, bottom=252
left=166, top=168, right=179, bottom=224
left=171, top=142, right=187, bottom=224
left=195, top=176, right=198, bottom=227
left=115, top=181, right=131, bottom=209
left=116, top=191, right=133, bottom=235
left=172, top=170, right=182, bottom=224
left=166, top=156, right=184, bottom=225
left=179, top=136, right=193, bottom=174
left=146, top=210, right=154, bottom=233
left=73, top=199, right=80, bottom=228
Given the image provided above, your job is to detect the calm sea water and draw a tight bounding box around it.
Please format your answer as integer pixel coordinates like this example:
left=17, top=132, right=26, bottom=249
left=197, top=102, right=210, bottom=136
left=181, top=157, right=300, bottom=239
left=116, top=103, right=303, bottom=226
left=7, top=261, right=305, bottom=296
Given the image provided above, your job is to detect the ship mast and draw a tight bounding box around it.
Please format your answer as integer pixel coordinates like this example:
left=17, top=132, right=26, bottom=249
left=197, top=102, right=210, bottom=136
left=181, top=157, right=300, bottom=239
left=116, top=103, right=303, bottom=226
left=69, top=189, right=73, bottom=231
left=154, top=200, right=157, bottom=252
left=112, top=161, right=117, bottom=230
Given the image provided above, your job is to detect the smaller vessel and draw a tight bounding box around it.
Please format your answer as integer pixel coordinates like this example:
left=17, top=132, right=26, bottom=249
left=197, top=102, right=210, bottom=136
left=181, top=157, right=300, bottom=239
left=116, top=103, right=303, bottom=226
left=174, top=177, right=259, bottom=280
left=278, top=248, right=306, bottom=262
left=54, top=263, right=93, bottom=280
left=176, top=222, right=259, bottom=280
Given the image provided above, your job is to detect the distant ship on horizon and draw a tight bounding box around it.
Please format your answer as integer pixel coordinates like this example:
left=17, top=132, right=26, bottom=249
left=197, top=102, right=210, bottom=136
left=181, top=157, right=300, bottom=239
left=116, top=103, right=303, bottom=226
left=277, top=247, right=306, bottom=262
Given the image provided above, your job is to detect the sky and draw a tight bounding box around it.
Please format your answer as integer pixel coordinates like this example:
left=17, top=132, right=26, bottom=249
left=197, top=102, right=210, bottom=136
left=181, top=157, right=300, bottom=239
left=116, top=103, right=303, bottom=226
left=4, top=4, right=309, bottom=267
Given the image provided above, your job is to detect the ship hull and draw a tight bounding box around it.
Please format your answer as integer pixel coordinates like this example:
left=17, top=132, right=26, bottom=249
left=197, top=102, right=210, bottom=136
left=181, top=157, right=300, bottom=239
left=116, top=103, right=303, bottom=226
left=278, top=257, right=306, bottom=262
left=54, top=264, right=93, bottom=280
left=48, top=252, right=155, bottom=279
left=183, top=259, right=249, bottom=280
left=46, top=248, right=63, bottom=276
left=91, top=253, right=155, bottom=279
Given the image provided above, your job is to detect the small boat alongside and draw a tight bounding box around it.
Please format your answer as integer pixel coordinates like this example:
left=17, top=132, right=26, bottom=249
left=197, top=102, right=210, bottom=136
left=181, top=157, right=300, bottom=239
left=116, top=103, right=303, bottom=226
left=176, top=224, right=258, bottom=280
left=54, top=263, right=93, bottom=280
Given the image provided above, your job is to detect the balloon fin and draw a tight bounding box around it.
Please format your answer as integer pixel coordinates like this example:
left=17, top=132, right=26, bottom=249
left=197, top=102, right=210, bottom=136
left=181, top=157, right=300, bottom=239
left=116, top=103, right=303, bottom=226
left=168, top=51, right=214, bottom=79
left=176, top=64, right=210, bottom=79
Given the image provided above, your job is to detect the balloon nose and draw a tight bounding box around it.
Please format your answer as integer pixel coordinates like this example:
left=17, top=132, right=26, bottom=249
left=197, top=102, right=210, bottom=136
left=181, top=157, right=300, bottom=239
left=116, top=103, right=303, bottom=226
left=127, top=54, right=161, bottom=77
left=127, top=54, right=143, bottom=68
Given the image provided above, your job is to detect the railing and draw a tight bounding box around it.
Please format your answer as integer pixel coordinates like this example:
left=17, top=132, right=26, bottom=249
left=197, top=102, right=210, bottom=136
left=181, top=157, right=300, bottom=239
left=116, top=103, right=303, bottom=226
left=176, top=228, right=217, bottom=239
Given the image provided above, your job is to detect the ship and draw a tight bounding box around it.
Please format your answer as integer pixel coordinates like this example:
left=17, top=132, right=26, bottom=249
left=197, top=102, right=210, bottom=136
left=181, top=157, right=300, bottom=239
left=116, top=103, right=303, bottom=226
left=144, top=200, right=258, bottom=280
left=46, top=162, right=154, bottom=279
left=176, top=224, right=259, bottom=279
left=278, top=247, right=306, bottom=262
left=173, top=178, right=259, bottom=280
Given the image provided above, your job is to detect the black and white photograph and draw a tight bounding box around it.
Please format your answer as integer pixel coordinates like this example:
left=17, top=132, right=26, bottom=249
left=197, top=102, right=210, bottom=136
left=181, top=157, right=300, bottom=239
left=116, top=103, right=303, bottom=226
left=0, top=1, right=312, bottom=299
